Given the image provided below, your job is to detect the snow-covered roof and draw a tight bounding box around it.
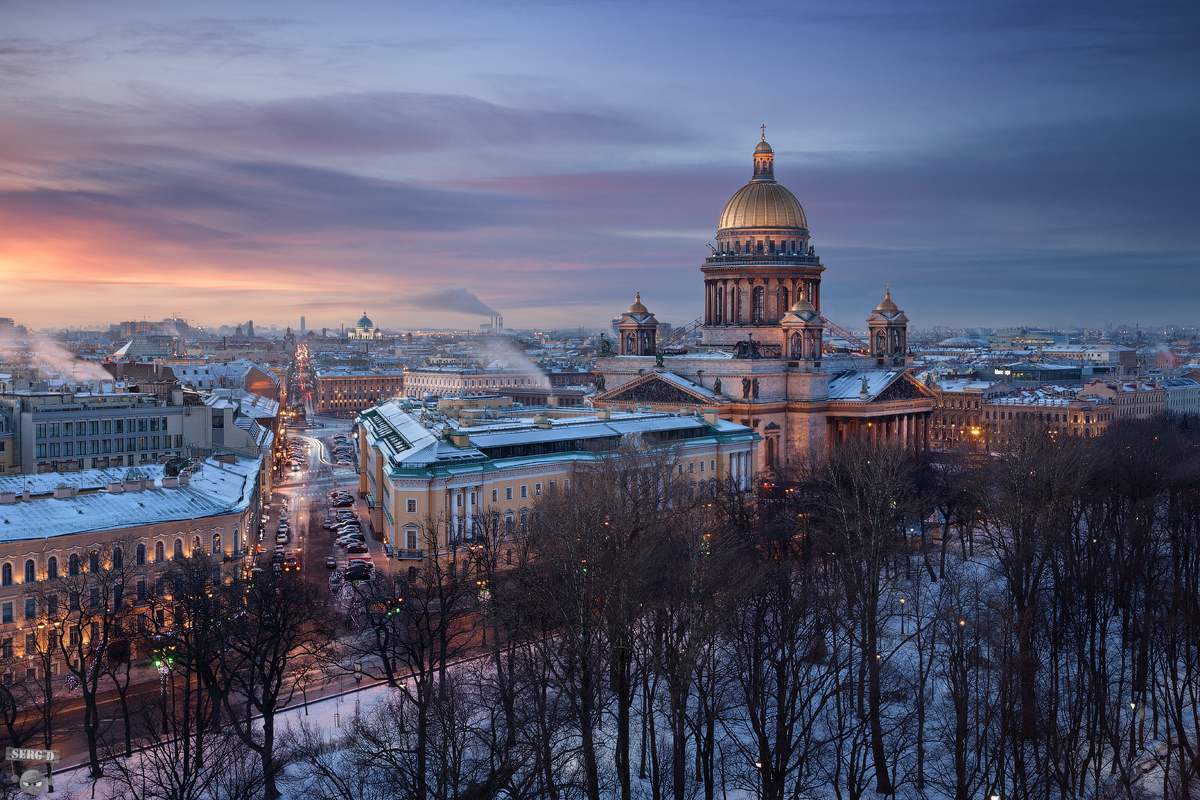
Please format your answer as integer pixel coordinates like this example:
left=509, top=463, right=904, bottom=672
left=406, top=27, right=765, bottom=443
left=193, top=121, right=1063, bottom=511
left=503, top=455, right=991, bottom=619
left=827, top=370, right=904, bottom=401
left=0, top=455, right=260, bottom=544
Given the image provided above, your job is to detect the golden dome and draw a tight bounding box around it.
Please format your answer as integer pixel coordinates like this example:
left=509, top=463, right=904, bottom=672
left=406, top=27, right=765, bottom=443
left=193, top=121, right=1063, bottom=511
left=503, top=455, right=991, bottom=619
left=788, top=297, right=815, bottom=314
left=718, top=181, right=807, bottom=231
left=875, top=287, right=899, bottom=313
left=754, top=138, right=774, bottom=154
left=626, top=291, right=649, bottom=315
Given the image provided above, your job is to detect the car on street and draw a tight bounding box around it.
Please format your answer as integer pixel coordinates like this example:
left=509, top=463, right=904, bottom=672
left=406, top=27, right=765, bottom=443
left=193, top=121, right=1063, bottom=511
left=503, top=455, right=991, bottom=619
left=346, top=543, right=369, bottom=554
left=284, top=552, right=300, bottom=572
left=325, top=556, right=337, bottom=569
left=332, top=498, right=353, bottom=507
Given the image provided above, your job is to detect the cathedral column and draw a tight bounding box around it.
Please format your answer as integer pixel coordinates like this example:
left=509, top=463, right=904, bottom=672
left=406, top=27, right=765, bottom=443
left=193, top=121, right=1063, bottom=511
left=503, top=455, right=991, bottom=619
left=900, top=414, right=908, bottom=450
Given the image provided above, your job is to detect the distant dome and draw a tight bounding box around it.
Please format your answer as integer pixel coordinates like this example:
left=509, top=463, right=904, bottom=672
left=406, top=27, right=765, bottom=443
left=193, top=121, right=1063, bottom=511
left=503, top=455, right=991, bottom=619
left=626, top=292, right=650, bottom=315
left=754, top=138, right=774, bottom=154
left=875, top=288, right=899, bottom=313
left=357, top=312, right=373, bottom=328
left=718, top=182, right=807, bottom=231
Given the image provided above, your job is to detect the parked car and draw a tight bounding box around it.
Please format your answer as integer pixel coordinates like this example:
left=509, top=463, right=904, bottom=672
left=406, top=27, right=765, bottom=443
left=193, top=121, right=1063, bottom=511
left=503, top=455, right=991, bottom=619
left=276, top=532, right=289, bottom=544
left=324, top=556, right=337, bottom=569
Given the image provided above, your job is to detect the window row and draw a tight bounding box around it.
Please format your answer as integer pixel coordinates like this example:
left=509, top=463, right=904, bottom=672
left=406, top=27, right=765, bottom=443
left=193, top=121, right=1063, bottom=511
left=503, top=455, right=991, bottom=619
left=0, top=535, right=226, bottom=587
left=35, top=417, right=171, bottom=438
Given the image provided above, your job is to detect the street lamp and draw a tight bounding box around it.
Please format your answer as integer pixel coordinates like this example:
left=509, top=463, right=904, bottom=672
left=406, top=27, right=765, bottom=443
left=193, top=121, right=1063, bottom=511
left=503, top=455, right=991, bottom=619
left=899, top=598, right=905, bottom=635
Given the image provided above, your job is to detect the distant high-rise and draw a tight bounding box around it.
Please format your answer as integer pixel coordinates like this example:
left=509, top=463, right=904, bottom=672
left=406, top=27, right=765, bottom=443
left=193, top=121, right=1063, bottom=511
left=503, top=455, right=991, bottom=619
left=300, top=316, right=306, bottom=333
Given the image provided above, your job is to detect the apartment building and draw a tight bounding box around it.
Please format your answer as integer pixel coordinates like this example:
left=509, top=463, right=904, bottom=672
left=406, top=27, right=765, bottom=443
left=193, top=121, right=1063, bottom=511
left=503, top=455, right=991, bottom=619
left=315, top=369, right=406, bottom=417
left=983, top=390, right=1117, bottom=448
left=0, top=454, right=261, bottom=681
left=1077, top=379, right=1166, bottom=421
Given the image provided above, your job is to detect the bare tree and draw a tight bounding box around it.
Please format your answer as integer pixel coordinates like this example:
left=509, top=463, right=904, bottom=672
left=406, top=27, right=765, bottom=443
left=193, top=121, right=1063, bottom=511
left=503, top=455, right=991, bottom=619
left=215, top=569, right=336, bottom=799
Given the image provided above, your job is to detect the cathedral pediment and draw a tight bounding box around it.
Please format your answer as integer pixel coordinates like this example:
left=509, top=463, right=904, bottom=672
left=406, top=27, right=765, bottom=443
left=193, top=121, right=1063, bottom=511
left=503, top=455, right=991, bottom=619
left=594, top=372, right=715, bottom=406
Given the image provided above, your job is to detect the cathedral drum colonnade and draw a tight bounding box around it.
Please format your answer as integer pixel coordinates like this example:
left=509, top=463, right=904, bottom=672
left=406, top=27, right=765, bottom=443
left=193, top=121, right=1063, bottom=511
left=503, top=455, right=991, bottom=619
left=594, top=134, right=935, bottom=474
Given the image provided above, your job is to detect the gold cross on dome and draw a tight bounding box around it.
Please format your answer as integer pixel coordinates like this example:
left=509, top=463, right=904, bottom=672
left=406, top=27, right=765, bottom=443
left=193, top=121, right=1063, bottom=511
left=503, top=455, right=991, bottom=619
left=761, top=124, right=766, bottom=139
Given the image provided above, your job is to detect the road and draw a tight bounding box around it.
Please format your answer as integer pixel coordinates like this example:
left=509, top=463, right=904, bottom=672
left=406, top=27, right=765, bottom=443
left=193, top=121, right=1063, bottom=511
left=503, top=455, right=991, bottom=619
left=29, top=415, right=394, bottom=773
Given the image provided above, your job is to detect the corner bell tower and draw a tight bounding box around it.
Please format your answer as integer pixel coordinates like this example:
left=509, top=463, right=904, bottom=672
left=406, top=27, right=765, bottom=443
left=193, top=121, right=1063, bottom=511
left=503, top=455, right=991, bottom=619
left=867, top=287, right=909, bottom=368
left=617, top=292, right=659, bottom=356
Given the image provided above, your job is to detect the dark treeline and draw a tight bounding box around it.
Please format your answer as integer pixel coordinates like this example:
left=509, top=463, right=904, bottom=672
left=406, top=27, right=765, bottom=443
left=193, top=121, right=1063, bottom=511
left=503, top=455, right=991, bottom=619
left=4, top=416, right=1200, bottom=800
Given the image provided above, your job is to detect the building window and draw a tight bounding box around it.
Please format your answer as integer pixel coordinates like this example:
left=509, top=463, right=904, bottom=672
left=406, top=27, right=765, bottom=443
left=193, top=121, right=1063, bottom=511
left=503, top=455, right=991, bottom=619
left=0, top=604, right=10, bottom=624
left=35, top=444, right=46, bottom=459
left=535, top=483, right=542, bottom=496
left=35, top=424, right=46, bottom=439
left=115, top=419, right=124, bottom=434
left=47, top=557, right=57, bottom=580
left=155, top=542, right=164, bottom=562
left=492, top=489, right=498, bottom=502
left=520, top=485, right=527, bottom=499
left=405, top=528, right=418, bottom=551
left=174, top=539, right=184, bottom=560
left=112, top=547, right=123, bottom=569
left=406, top=499, right=417, bottom=513
left=1, top=563, right=10, bottom=586
left=506, top=487, right=512, bottom=501
left=136, top=544, right=146, bottom=566
left=68, top=554, right=80, bottom=576
left=24, top=598, right=35, bottom=620
left=89, top=551, right=100, bottom=572
left=23, top=560, right=34, bottom=583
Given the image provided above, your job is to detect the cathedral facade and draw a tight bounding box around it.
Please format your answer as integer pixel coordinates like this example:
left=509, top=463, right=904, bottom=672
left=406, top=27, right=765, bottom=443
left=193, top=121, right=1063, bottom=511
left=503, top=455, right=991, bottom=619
left=593, top=135, right=935, bottom=473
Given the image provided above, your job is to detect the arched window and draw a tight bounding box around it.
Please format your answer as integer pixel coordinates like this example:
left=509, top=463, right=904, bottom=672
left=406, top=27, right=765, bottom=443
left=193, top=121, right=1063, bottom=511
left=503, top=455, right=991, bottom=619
left=47, top=557, right=58, bottom=581
left=752, top=287, right=765, bottom=323
left=623, top=333, right=635, bottom=354
left=192, top=536, right=201, bottom=556
left=136, top=544, right=146, bottom=566
left=211, top=534, right=221, bottom=555
left=173, top=539, right=184, bottom=560
left=790, top=332, right=803, bottom=359
left=778, top=286, right=789, bottom=317
left=24, top=560, right=35, bottom=583
left=89, top=550, right=100, bottom=572
left=766, top=438, right=777, bottom=468
left=155, top=541, right=164, bottom=562
left=112, top=547, right=123, bottom=569
left=1, top=563, right=12, bottom=586
left=69, top=554, right=81, bottom=576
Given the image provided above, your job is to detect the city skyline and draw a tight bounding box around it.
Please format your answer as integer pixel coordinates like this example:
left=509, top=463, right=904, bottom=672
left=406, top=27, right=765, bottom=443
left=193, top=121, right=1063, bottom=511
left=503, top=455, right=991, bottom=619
left=2, top=0, right=1198, bottom=331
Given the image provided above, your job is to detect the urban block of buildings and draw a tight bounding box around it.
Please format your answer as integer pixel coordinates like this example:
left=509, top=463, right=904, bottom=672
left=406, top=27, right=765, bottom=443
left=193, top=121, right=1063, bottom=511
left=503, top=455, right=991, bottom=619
left=357, top=398, right=758, bottom=559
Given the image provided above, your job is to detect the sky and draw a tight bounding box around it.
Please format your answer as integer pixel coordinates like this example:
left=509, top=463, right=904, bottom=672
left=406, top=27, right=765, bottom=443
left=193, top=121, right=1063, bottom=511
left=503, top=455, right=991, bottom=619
left=1, top=0, right=1197, bottom=333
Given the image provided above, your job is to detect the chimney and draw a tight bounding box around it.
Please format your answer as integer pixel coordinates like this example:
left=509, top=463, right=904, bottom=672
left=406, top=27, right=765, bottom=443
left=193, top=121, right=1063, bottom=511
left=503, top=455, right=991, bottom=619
left=547, top=394, right=558, bottom=407
left=123, top=478, right=145, bottom=492
left=53, top=483, right=74, bottom=499
left=21, top=489, right=30, bottom=502
left=162, top=476, right=179, bottom=488
left=107, top=481, right=123, bottom=493
left=703, top=409, right=719, bottom=426
left=179, top=474, right=190, bottom=485
left=450, top=432, right=471, bottom=447
left=0, top=492, right=15, bottom=505
left=596, top=407, right=610, bottom=419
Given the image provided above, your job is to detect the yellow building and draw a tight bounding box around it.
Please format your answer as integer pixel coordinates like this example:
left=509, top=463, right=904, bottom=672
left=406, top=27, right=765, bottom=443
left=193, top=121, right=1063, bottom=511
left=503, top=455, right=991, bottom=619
left=0, top=454, right=261, bottom=679
left=357, top=399, right=758, bottom=559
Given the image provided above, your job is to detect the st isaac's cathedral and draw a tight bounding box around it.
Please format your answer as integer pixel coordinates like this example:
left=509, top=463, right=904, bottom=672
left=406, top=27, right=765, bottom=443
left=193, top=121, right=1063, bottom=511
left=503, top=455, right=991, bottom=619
left=593, top=134, right=935, bottom=475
